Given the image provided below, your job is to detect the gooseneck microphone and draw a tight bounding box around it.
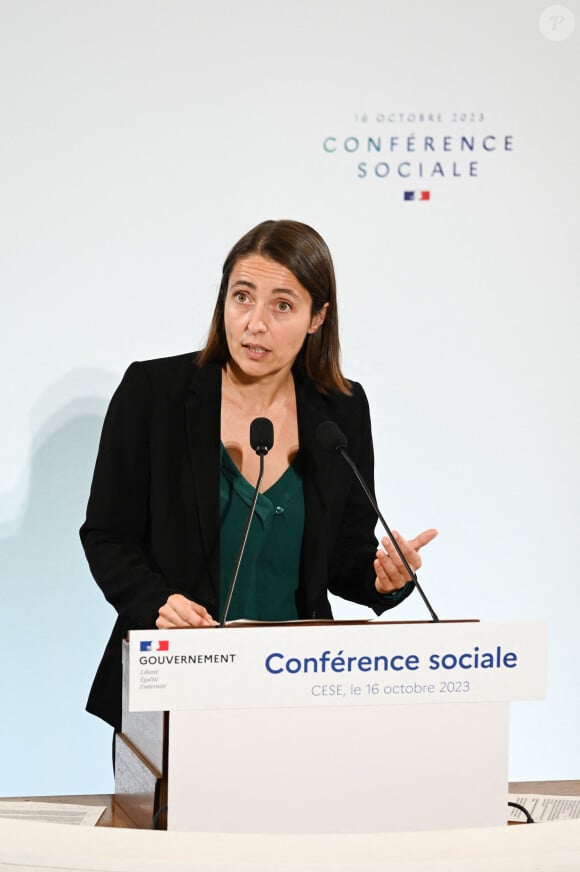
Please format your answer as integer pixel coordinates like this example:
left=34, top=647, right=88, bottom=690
left=316, top=420, right=439, bottom=622
left=220, top=417, right=274, bottom=627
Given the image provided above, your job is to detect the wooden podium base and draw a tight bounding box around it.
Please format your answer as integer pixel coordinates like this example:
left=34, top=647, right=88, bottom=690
left=115, top=643, right=168, bottom=829
left=114, top=730, right=166, bottom=830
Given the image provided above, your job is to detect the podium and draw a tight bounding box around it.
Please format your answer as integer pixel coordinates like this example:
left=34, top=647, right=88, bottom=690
left=115, top=620, right=546, bottom=832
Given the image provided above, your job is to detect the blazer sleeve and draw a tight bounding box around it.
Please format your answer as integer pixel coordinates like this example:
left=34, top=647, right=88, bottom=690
left=326, top=382, right=414, bottom=614
left=79, top=362, right=188, bottom=630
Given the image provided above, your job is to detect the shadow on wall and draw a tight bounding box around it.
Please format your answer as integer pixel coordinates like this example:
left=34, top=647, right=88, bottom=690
left=0, top=370, right=120, bottom=795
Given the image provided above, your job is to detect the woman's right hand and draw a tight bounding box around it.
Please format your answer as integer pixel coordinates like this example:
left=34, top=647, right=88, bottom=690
left=156, top=594, right=218, bottom=629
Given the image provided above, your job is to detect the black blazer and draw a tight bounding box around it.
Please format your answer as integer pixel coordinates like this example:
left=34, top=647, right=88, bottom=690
left=80, top=353, right=412, bottom=728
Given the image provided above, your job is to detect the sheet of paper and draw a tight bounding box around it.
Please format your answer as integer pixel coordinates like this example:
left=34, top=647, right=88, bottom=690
left=0, top=801, right=105, bottom=826
left=509, top=794, right=580, bottom=823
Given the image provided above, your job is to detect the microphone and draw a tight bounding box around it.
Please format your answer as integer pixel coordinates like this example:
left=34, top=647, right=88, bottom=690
left=220, top=417, right=274, bottom=627
left=250, top=417, right=274, bottom=456
left=316, top=421, right=439, bottom=622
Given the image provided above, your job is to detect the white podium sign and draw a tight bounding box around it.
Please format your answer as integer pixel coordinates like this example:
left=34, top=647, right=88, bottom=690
left=128, top=621, right=547, bottom=713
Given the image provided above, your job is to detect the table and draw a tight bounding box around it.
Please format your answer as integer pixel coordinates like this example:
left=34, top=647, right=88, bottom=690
left=6, top=782, right=580, bottom=829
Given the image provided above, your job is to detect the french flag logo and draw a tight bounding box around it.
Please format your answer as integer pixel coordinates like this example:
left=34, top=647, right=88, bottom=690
left=404, top=191, right=431, bottom=201
left=140, top=640, right=169, bottom=652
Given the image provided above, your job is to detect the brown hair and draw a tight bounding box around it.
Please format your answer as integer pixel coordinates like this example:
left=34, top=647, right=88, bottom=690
left=197, top=219, right=351, bottom=394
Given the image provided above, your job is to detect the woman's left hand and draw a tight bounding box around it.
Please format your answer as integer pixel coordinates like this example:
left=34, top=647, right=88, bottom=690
left=374, top=528, right=438, bottom=594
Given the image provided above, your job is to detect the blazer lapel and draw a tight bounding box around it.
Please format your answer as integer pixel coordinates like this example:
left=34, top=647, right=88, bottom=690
left=184, top=360, right=222, bottom=593
left=295, top=372, right=328, bottom=476
left=295, top=370, right=334, bottom=612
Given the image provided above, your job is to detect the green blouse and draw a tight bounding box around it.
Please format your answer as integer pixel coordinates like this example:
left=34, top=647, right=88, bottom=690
left=219, top=445, right=304, bottom=622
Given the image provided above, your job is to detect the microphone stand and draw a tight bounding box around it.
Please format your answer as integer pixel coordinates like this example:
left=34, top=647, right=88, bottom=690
left=219, top=455, right=265, bottom=628
left=338, top=448, right=440, bottom=623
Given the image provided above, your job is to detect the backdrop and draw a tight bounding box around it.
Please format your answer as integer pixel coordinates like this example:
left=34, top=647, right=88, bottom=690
left=1, top=0, right=578, bottom=795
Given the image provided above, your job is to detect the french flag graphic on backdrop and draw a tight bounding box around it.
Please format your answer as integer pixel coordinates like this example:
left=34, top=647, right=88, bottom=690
left=404, top=191, right=431, bottom=201
left=140, top=640, right=170, bottom=651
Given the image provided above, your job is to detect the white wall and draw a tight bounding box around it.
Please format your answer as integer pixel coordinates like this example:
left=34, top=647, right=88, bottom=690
left=1, top=0, right=578, bottom=795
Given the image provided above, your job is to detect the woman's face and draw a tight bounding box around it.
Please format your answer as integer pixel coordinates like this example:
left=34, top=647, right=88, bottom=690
left=223, top=254, right=327, bottom=382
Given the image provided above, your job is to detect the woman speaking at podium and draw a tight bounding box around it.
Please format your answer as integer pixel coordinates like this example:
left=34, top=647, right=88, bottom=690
left=80, top=219, right=437, bottom=730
